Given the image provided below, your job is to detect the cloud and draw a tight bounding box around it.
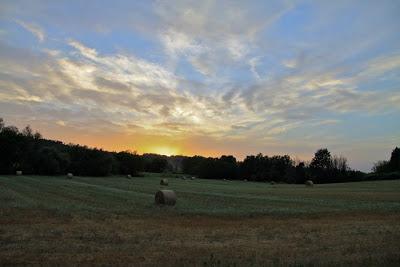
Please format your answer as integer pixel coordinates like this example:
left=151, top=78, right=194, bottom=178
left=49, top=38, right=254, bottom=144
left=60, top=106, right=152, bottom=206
left=15, top=20, right=45, bottom=42
left=249, top=57, right=261, bottom=80
left=1, top=1, right=400, bottom=171
left=282, top=59, right=297, bottom=69
left=68, top=39, right=98, bottom=59
left=51, top=39, right=400, bottom=143
left=0, top=40, right=235, bottom=138
left=155, top=1, right=292, bottom=76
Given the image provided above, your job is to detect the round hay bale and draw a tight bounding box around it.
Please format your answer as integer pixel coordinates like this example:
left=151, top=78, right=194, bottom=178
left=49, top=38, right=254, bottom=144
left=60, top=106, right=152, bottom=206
left=16, top=171, right=22, bottom=176
left=160, top=178, right=169, bottom=186
left=155, top=190, right=176, bottom=206
left=305, top=180, right=314, bottom=187
left=67, top=173, right=73, bottom=179
left=126, top=174, right=132, bottom=179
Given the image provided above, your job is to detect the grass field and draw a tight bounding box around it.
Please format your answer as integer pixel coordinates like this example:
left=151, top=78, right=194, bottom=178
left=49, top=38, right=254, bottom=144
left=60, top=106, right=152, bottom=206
left=1, top=174, right=400, bottom=266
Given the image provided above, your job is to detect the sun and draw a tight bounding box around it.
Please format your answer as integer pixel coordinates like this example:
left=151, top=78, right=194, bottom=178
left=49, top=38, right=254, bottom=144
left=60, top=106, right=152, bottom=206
left=150, top=146, right=179, bottom=156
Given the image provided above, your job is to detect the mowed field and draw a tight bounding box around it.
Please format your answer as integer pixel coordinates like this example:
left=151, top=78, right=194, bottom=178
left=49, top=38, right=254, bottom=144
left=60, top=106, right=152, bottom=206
left=1, top=174, right=400, bottom=266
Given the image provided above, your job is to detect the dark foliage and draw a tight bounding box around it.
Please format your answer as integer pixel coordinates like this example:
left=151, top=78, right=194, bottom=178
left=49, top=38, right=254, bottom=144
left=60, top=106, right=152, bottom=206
left=142, top=154, right=169, bottom=173
left=0, top=118, right=398, bottom=183
left=373, top=147, right=400, bottom=173
left=35, top=146, right=70, bottom=175
left=182, top=155, right=238, bottom=180
left=114, top=151, right=143, bottom=175
left=365, top=171, right=400, bottom=181
left=239, top=154, right=293, bottom=182
left=309, top=148, right=332, bottom=183
left=68, top=145, right=114, bottom=176
left=0, top=119, right=142, bottom=176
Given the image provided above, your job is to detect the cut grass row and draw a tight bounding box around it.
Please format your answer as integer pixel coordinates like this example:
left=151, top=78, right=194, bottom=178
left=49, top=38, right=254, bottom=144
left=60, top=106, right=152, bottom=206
left=1, top=174, right=400, bottom=266
left=1, top=174, right=399, bottom=216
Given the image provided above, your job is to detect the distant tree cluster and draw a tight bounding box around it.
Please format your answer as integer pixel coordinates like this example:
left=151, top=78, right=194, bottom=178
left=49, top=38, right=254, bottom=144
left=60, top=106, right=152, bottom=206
left=182, top=155, right=238, bottom=180
left=0, top=118, right=143, bottom=176
left=239, top=154, right=294, bottom=182
left=181, top=149, right=365, bottom=183
left=142, top=154, right=169, bottom=173
left=0, top=118, right=398, bottom=182
left=368, top=147, right=400, bottom=181
left=308, top=149, right=365, bottom=183
left=373, top=147, right=400, bottom=173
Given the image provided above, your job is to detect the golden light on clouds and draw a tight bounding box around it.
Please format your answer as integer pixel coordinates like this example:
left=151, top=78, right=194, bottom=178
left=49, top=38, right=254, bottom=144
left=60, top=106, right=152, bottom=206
left=1, top=0, right=400, bottom=172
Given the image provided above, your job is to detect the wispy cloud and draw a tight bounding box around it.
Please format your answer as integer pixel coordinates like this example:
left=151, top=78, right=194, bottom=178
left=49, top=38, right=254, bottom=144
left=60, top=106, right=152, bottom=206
left=0, top=0, right=399, bottom=170
left=15, top=20, right=45, bottom=42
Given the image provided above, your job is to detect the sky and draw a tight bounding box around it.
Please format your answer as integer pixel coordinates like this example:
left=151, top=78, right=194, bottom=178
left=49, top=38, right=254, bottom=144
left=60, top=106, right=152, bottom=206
left=0, top=0, right=399, bottom=171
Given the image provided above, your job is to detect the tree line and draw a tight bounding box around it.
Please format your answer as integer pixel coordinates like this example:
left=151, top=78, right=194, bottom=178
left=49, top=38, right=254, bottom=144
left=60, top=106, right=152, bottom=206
left=181, top=149, right=368, bottom=183
left=0, top=118, right=399, bottom=183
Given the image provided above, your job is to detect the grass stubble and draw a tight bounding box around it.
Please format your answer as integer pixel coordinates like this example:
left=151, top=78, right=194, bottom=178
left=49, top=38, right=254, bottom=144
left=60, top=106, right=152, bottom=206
left=1, top=175, right=399, bottom=266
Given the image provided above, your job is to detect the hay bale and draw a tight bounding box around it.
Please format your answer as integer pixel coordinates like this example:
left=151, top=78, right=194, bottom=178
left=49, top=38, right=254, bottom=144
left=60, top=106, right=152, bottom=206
left=126, top=174, right=132, bottom=179
left=16, top=171, right=22, bottom=176
left=67, top=173, right=73, bottom=179
left=155, top=190, right=176, bottom=206
left=191, top=176, right=195, bottom=180
left=160, top=178, right=169, bottom=186
left=305, top=180, right=314, bottom=187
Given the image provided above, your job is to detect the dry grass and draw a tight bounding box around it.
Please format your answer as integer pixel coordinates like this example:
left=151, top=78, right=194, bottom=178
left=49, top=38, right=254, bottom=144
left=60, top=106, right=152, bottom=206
left=1, top=175, right=400, bottom=266
left=1, top=208, right=399, bottom=266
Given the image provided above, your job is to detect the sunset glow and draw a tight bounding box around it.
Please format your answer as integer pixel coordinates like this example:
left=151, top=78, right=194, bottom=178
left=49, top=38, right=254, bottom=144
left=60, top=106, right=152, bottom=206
left=149, top=146, right=181, bottom=157
left=0, top=1, right=399, bottom=171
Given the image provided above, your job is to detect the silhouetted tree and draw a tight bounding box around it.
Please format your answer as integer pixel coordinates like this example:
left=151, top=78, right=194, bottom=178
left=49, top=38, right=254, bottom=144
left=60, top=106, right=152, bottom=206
left=310, top=148, right=331, bottom=170
left=372, top=160, right=390, bottom=173
left=309, top=148, right=332, bottom=183
left=35, top=146, right=70, bottom=175
left=0, top=124, right=22, bottom=173
left=68, top=145, right=114, bottom=176
left=331, top=155, right=348, bottom=172
left=3, top=118, right=395, bottom=182
left=144, top=155, right=168, bottom=173
left=373, top=147, right=400, bottom=173
left=115, top=150, right=143, bottom=175
left=389, top=147, right=400, bottom=171
left=22, top=125, right=33, bottom=138
left=182, top=156, right=204, bottom=175
left=295, top=162, right=307, bottom=184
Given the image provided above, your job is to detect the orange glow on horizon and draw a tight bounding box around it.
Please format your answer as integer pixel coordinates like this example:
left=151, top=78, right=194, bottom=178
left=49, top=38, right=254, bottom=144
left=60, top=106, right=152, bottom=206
left=39, top=125, right=312, bottom=161
left=145, top=146, right=181, bottom=156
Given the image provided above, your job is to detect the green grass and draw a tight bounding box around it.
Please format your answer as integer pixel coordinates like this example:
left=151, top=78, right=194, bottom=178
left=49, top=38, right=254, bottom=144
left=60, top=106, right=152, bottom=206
left=1, top=174, right=400, bottom=266
left=1, top=173, right=399, bottom=216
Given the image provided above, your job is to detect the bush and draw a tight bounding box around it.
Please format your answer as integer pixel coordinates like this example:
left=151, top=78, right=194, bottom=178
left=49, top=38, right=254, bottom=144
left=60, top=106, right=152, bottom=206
left=115, top=151, right=143, bottom=175
left=35, top=146, right=70, bottom=175
left=364, top=172, right=400, bottom=181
